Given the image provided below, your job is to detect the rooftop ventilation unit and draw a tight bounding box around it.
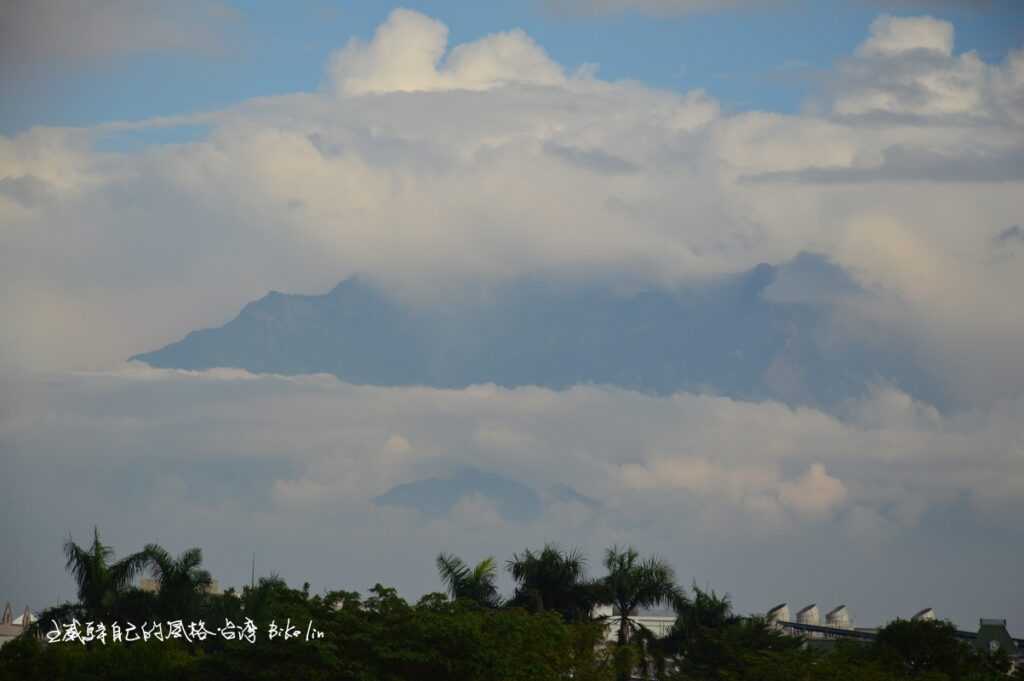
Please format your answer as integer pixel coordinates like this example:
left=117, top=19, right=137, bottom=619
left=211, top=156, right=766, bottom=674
left=980, top=619, right=1007, bottom=626
left=912, top=608, right=936, bottom=621
left=797, top=604, right=819, bottom=626
left=767, top=603, right=790, bottom=626
left=826, top=605, right=852, bottom=629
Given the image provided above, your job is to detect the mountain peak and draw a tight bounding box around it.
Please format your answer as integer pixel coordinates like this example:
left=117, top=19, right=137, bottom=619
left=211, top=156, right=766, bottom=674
left=130, top=258, right=944, bottom=408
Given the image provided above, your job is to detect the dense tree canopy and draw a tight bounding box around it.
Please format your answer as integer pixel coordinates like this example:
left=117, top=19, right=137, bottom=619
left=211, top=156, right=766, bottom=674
left=506, top=544, right=600, bottom=623
left=61, top=527, right=150, bottom=622
left=0, top=532, right=1018, bottom=681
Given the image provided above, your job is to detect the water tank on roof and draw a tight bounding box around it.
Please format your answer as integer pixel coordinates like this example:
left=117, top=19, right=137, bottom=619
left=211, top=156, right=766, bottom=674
left=767, top=603, right=790, bottom=627
left=797, top=604, right=820, bottom=626
left=826, top=605, right=852, bottom=629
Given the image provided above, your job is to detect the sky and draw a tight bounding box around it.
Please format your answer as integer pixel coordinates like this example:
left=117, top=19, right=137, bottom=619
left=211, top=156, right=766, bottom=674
left=1, top=0, right=1023, bottom=633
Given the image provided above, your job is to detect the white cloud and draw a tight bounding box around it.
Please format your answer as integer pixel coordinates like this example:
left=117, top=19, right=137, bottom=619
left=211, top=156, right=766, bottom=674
left=830, top=15, right=1023, bottom=121
left=1, top=368, right=1022, bottom=627
left=778, top=463, right=848, bottom=516
left=0, top=11, right=1022, bottom=405
left=857, top=15, right=954, bottom=57
left=327, top=9, right=564, bottom=95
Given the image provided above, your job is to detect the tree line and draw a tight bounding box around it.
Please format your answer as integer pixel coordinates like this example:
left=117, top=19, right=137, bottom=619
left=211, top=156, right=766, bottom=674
left=0, top=528, right=1018, bottom=681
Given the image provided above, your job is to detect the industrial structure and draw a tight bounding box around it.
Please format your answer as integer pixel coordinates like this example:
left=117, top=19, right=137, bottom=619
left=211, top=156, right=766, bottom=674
left=766, top=601, right=1023, bottom=665
left=0, top=602, right=37, bottom=648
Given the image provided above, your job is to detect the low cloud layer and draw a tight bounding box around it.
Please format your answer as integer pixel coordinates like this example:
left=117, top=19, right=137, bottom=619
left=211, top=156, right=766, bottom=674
left=1, top=368, right=1022, bottom=628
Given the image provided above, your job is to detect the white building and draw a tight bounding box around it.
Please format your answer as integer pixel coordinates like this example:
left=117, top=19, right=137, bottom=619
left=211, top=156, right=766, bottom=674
left=138, top=577, right=222, bottom=595
left=593, top=604, right=676, bottom=641
left=0, top=602, right=37, bottom=648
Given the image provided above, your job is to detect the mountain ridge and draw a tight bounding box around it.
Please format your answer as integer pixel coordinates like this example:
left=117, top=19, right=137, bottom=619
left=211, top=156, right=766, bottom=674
left=131, top=254, right=946, bottom=408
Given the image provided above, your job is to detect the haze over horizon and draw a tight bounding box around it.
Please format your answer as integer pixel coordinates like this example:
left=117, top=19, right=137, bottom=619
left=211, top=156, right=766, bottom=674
left=1, top=0, right=1022, bottom=634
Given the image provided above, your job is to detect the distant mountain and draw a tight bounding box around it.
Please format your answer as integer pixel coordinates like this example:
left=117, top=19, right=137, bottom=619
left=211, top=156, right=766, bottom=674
left=131, top=253, right=946, bottom=408
left=373, top=468, right=542, bottom=522
left=372, top=468, right=601, bottom=522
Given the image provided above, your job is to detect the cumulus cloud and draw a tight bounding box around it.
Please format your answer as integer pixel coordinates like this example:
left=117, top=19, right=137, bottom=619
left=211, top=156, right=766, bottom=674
left=326, top=9, right=564, bottom=95
left=778, top=464, right=848, bottom=516
left=1, top=9, right=1021, bottom=409
left=857, top=15, right=954, bottom=57
left=829, top=15, right=1024, bottom=122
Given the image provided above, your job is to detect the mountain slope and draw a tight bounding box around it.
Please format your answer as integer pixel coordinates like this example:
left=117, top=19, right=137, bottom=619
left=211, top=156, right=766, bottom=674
left=131, top=254, right=945, bottom=408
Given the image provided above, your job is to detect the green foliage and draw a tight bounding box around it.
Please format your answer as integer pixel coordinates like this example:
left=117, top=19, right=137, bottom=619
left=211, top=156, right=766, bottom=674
left=601, top=545, right=679, bottom=646
left=875, top=619, right=969, bottom=676
left=435, top=553, right=502, bottom=608
left=62, top=527, right=150, bottom=621
left=143, top=544, right=213, bottom=621
left=507, top=543, right=601, bottom=623
left=871, top=619, right=1013, bottom=681
left=0, top=634, right=194, bottom=681
left=652, top=586, right=802, bottom=680
left=2, top=531, right=1019, bottom=681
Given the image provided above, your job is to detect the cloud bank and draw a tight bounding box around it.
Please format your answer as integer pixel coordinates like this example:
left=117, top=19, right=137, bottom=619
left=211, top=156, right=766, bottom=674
left=2, top=9, right=1021, bottom=406
left=1, top=367, right=1022, bottom=628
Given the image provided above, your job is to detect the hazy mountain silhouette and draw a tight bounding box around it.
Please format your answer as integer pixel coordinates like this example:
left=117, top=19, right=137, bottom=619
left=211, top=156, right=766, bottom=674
left=373, top=468, right=543, bottom=522
left=131, top=253, right=945, bottom=408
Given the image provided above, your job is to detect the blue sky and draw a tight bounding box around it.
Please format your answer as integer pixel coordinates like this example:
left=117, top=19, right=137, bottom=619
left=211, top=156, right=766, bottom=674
left=3, top=0, right=1021, bottom=134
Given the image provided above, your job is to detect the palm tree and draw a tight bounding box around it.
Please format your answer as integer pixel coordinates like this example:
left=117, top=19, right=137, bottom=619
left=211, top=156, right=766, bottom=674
left=657, top=586, right=801, bottom=678
left=673, top=584, right=735, bottom=634
left=506, top=544, right=599, bottom=622
left=63, top=527, right=149, bottom=620
left=600, top=545, right=679, bottom=649
left=143, top=544, right=213, bottom=618
left=649, top=585, right=733, bottom=677
left=436, top=553, right=502, bottom=608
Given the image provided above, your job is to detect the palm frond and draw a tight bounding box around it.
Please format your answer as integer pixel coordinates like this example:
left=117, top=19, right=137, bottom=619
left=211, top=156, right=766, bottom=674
left=436, top=553, right=469, bottom=597
left=63, top=536, right=94, bottom=600
left=143, top=544, right=173, bottom=581
left=472, top=557, right=497, bottom=582
left=110, top=550, right=150, bottom=592
left=178, top=547, right=204, bottom=572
